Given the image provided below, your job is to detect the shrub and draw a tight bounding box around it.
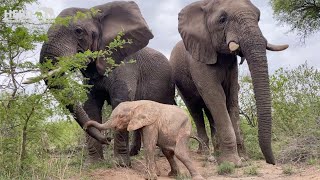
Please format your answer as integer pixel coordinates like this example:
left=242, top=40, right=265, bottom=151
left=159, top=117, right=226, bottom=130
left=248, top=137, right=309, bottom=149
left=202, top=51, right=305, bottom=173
left=217, top=162, right=235, bottom=175
left=244, top=165, right=259, bottom=176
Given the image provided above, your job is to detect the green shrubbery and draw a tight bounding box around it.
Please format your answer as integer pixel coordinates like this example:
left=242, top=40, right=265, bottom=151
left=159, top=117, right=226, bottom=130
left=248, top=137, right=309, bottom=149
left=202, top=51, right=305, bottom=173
left=0, top=0, right=129, bottom=178
left=240, top=62, right=320, bottom=163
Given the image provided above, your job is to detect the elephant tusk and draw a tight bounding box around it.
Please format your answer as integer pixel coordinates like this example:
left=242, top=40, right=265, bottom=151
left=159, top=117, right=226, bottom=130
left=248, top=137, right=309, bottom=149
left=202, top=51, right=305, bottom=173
left=46, top=67, right=62, bottom=77
left=229, top=42, right=240, bottom=52
left=22, top=77, right=39, bottom=84
left=266, top=43, right=289, bottom=51
left=22, top=67, right=62, bottom=84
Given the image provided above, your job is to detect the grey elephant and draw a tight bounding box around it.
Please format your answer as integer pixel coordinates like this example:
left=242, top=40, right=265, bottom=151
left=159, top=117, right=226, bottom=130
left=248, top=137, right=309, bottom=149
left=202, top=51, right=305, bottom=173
left=170, top=0, right=288, bottom=166
left=84, top=100, right=204, bottom=180
left=32, top=1, right=175, bottom=166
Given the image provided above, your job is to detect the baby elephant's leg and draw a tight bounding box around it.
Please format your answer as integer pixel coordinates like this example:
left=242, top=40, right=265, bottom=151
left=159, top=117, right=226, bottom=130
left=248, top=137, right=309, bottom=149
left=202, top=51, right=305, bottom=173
left=161, top=148, right=180, bottom=177
left=174, top=136, right=204, bottom=180
left=142, top=127, right=158, bottom=180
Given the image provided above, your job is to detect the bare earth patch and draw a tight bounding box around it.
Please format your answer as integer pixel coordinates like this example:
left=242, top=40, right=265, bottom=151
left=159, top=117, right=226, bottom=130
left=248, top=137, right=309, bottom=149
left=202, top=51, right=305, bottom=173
left=69, top=151, right=320, bottom=180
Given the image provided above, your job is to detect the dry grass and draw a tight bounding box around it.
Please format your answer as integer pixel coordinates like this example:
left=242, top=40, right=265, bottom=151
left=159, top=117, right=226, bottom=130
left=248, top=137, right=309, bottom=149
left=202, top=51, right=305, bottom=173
left=278, top=135, right=320, bottom=164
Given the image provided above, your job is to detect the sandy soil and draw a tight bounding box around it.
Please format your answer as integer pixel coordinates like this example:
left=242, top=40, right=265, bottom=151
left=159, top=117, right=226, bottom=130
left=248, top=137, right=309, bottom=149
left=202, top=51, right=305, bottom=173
left=71, top=151, right=320, bottom=180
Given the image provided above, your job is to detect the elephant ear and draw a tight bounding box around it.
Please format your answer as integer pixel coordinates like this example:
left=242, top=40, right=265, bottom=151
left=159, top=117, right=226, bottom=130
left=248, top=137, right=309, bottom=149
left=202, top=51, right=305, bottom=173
left=127, top=105, right=156, bottom=131
left=178, top=1, right=217, bottom=65
left=93, top=1, right=153, bottom=75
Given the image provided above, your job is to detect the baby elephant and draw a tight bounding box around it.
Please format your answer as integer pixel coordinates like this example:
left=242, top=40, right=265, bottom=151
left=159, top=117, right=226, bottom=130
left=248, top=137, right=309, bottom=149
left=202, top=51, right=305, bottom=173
left=84, top=100, right=204, bottom=180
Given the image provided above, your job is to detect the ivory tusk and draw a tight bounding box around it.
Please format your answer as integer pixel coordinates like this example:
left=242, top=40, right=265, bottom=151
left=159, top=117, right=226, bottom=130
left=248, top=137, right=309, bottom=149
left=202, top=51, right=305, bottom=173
left=22, top=67, right=62, bottom=84
left=267, top=43, right=289, bottom=51
left=22, top=77, right=41, bottom=84
left=229, top=42, right=240, bottom=52
left=46, top=67, right=62, bottom=77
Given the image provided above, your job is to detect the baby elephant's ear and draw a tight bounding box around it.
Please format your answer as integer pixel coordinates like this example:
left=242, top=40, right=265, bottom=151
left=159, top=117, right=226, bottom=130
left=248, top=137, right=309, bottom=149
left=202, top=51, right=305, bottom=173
left=127, top=107, right=156, bottom=131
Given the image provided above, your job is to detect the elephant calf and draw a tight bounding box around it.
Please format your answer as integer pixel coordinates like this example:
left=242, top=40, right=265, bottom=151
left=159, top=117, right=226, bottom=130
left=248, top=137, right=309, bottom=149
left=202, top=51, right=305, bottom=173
left=84, top=100, right=204, bottom=180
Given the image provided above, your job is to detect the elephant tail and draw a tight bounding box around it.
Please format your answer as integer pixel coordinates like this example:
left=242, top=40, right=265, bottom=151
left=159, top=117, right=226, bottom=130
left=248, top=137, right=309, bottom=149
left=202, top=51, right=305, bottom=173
left=189, top=135, right=210, bottom=155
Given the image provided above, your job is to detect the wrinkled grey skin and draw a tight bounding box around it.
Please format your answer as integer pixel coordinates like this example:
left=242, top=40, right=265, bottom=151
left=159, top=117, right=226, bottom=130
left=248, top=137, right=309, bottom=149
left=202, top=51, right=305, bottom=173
left=84, top=100, right=204, bottom=180
left=40, top=1, right=175, bottom=166
left=170, top=0, right=288, bottom=166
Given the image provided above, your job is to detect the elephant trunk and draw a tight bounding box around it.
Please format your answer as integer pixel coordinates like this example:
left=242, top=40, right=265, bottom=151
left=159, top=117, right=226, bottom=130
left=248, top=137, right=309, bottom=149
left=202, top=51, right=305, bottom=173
left=240, top=27, right=275, bottom=165
left=84, top=119, right=113, bottom=131
left=40, top=42, right=108, bottom=144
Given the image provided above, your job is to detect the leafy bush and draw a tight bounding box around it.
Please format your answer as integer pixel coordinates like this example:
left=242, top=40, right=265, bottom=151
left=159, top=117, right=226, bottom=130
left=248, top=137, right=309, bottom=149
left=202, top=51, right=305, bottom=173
left=217, top=162, right=235, bottom=175
left=244, top=165, right=259, bottom=176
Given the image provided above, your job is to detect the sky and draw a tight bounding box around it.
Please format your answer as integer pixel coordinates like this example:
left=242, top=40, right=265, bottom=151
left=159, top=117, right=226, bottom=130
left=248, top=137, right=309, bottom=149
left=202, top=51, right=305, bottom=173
left=26, top=0, right=320, bottom=75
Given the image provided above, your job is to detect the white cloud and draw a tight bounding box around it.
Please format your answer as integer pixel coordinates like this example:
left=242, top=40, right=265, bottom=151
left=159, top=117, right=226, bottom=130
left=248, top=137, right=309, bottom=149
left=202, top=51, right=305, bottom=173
left=252, top=0, right=320, bottom=72
left=28, top=0, right=319, bottom=73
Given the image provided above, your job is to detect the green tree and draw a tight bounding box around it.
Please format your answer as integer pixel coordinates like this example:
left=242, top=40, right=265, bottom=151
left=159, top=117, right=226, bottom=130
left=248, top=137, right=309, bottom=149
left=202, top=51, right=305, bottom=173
left=0, top=0, right=49, bottom=175
left=270, top=0, right=320, bottom=38
left=0, top=1, right=130, bottom=178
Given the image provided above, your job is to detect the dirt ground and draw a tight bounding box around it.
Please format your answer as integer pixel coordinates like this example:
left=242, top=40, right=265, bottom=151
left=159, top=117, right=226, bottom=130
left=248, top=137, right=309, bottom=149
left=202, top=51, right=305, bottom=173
left=72, top=151, right=320, bottom=180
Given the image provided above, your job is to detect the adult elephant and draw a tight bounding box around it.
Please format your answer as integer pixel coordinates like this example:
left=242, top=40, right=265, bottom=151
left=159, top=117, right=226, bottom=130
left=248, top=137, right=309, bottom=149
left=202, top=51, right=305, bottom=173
left=35, top=1, right=175, bottom=166
left=170, top=0, right=288, bottom=166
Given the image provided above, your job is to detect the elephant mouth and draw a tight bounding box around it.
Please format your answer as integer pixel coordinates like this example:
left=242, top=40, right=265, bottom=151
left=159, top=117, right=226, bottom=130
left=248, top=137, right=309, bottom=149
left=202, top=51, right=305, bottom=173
left=41, top=53, right=57, bottom=64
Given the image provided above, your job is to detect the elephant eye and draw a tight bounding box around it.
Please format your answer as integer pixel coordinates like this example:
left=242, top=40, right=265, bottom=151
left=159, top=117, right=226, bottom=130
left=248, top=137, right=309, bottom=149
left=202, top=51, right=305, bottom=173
left=219, top=15, right=227, bottom=24
left=75, top=27, right=84, bottom=37
left=119, top=114, right=125, bottom=118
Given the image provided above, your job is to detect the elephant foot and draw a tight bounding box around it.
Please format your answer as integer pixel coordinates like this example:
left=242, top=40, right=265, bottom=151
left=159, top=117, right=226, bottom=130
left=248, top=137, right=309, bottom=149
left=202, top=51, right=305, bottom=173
left=217, top=153, right=242, bottom=167
left=192, top=174, right=205, bottom=180
left=115, top=154, right=131, bottom=167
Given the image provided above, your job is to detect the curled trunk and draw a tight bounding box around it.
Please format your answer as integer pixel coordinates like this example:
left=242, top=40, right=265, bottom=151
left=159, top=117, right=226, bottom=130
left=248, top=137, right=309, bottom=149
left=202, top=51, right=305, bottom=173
left=40, top=43, right=108, bottom=144
left=68, top=105, right=109, bottom=144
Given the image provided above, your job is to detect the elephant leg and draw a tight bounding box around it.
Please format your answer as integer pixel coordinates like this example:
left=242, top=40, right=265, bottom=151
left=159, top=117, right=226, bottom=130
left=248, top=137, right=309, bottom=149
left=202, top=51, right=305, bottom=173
left=174, top=136, right=203, bottom=179
left=83, top=91, right=105, bottom=163
left=113, top=130, right=130, bottom=167
left=130, top=129, right=141, bottom=156
left=142, top=127, right=158, bottom=179
left=189, top=60, right=241, bottom=166
left=226, top=63, right=246, bottom=159
left=110, top=78, right=135, bottom=167
left=185, top=103, right=209, bottom=153
left=204, top=106, right=219, bottom=152
left=162, top=148, right=180, bottom=177
left=201, top=86, right=241, bottom=166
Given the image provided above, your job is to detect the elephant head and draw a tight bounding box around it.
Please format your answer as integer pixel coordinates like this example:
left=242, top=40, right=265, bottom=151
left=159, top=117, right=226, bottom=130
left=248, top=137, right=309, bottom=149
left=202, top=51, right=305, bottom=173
left=83, top=101, right=156, bottom=132
left=39, top=1, right=153, bottom=143
left=178, top=0, right=288, bottom=164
